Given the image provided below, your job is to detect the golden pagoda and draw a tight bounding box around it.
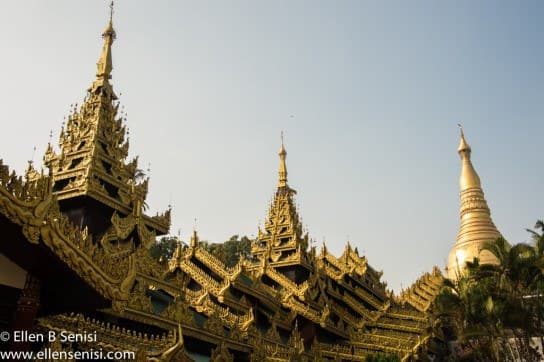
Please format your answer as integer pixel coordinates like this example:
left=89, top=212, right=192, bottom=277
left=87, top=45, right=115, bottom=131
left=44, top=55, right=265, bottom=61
left=446, top=126, right=502, bottom=279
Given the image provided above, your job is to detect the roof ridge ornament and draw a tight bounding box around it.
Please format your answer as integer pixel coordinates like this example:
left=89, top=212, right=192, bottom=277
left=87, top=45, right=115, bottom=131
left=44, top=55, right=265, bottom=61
left=94, top=0, right=116, bottom=86
left=278, top=131, right=288, bottom=187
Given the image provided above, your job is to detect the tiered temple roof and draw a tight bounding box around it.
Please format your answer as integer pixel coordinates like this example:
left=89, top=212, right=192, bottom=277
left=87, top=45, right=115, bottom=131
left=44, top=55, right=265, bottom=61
left=0, top=5, right=449, bottom=362
left=250, top=135, right=310, bottom=271
left=40, top=9, right=169, bottom=240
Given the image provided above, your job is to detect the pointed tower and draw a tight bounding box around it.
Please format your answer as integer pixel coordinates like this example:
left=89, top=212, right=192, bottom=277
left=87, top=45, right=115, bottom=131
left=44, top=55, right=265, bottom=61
left=43, top=3, right=169, bottom=237
left=446, top=127, right=501, bottom=279
left=250, top=135, right=309, bottom=279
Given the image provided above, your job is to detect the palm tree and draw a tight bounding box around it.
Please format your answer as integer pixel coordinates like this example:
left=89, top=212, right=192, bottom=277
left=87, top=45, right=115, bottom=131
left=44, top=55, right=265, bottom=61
left=436, top=222, right=544, bottom=361
left=480, top=238, right=540, bottom=360
left=436, top=258, right=507, bottom=361
left=527, top=220, right=544, bottom=275
left=525, top=220, right=544, bottom=356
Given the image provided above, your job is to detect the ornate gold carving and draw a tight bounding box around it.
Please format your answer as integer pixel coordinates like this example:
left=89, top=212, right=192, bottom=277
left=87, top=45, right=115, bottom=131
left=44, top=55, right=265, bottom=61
left=194, top=247, right=242, bottom=281
left=287, top=322, right=305, bottom=359
left=249, top=333, right=267, bottom=362
left=136, top=246, right=167, bottom=279
left=250, top=141, right=309, bottom=269
left=210, top=341, right=234, bottom=362
left=160, top=297, right=196, bottom=327
left=203, top=314, right=226, bottom=336
left=147, top=324, right=193, bottom=362
left=111, top=212, right=138, bottom=239
left=0, top=161, right=53, bottom=243
left=399, top=266, right=443, bottom=313
left=265, top=267, right=308, bottom=300
left=38, top=314, right=191, bottom=361
left=0, top=163, right=138, bottom=302
left=264, top=321, right=281, bottom=343
left=0, top=8, right=448, bottom=361
left=43, top=14, right=170, bottom=235
left=127, top=281, right=154, bottom=313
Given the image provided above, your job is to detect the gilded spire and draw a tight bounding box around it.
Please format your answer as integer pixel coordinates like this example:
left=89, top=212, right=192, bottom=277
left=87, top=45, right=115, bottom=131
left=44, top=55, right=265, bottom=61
left=190, top=228, right=199, bottom=249
left=278, top=131, right=288, bottom=187
left=457, top=124, right=481, bottom=190
left=250, top=137, right=309, bottom=271
left=43, top=2, right=170, bottom=237
left=447, top=125, right=501, bottom=279
left=94, top=1, right=116, bottom=88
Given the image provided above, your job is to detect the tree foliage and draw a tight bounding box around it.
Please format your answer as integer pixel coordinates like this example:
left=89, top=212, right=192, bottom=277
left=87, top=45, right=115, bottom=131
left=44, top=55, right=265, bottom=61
left=149, top=234, right=252, bottom=267
left=202, top=235, right=252, bottom=267
left=436, top=220, right=544, bottom=361
left=150, top=236, right=178, bottom=261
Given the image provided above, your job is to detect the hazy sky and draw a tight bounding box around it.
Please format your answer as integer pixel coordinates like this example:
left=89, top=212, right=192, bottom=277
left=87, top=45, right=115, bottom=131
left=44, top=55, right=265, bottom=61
left=0, top=1, right=542, bottom=292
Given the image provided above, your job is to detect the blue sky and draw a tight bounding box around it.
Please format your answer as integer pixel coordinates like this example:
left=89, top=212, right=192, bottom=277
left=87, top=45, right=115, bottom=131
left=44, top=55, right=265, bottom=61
left=0, top=1, right=542, bottom=292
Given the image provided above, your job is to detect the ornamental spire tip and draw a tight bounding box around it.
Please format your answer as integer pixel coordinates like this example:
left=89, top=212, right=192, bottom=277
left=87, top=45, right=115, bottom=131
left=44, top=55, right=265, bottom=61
left=278, top=132, right=288, bottom=187
left=95, top=1, right=116, bottom=84
left=109, top=1, right=114, bottom=24
left=457, top=123, right=471, bottom=154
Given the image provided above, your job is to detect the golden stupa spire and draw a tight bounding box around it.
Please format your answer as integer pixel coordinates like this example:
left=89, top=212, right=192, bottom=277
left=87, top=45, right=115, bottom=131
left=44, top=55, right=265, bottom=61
left=457, top=124, right=481, bottom=190
left=278, top=131, right=288, bottom=187
left=447, top=125, right=501, bottom=279
left=93, top=1, right=116, bottom=90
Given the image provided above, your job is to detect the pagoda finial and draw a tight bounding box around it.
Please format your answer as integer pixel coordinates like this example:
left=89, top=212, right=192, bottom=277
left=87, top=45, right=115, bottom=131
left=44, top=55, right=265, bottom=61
left=190, top=227, right=199, bottom=249
left=278, top=131, right=288, bottom=187
left=457, top=123, right=471, bottom=155
left=109, top=0, right=114, bottom=24
left=456, top=125, right=480, bottom=190
left=95, top=1, right=116, bottom=84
